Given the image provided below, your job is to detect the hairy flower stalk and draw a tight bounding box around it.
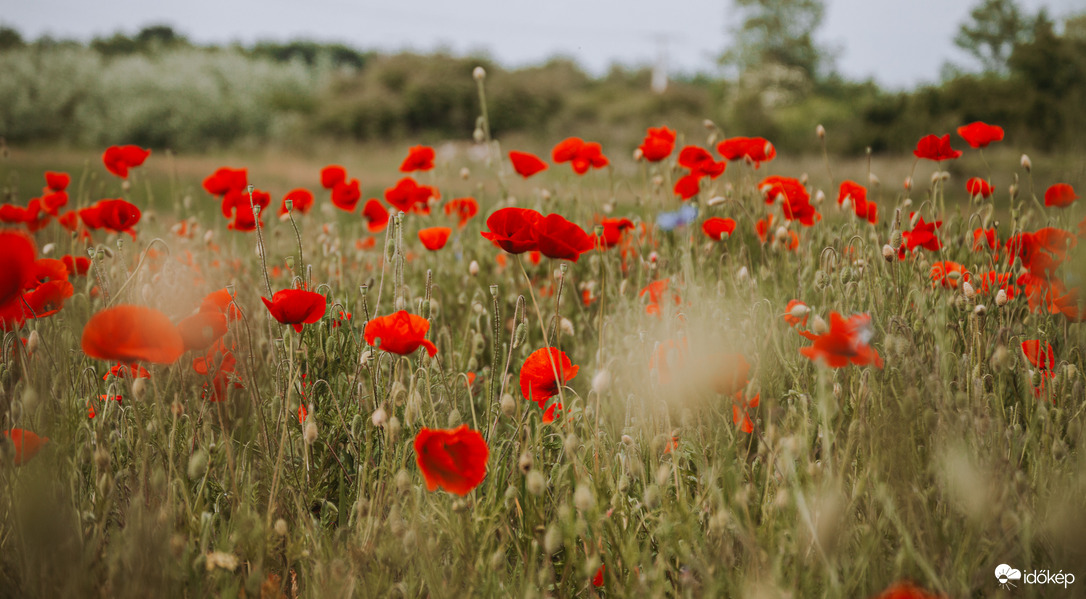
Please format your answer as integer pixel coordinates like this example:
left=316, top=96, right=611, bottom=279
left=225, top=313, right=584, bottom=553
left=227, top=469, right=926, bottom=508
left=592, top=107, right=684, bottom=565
left=248, top=185, right=274, bottom=299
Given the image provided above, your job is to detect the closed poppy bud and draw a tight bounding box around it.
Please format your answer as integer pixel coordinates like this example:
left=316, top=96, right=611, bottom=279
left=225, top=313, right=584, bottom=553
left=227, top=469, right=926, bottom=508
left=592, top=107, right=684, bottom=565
left=304, top=420, right=318, bottom=445
left=526, top=470, right=545, bottom=496
left=473, top=66, right=486, bottom=81
left=26, top=330, right=40, bottom=354
left=962, top=281, right=976, bottom=299
left=500, top=393, right=515, bottom=417
left=274, top=519, right=288, bottom=536
left=592, top=370, right=610, bottom=394
left=469, top=260, right=479, bottom=276
left=816, top=124, right=826, bottom=139
left=1020, top=154, right=1032, bottom=171
left=574, top=484, right=594, bottom=512
left=737, top=266, right=750, bottom=283
left=132, top=377, right=147, bottom=400
left=996, top=289, right=1008, bottom=307
left=882, top=244, right=895, bottom=261
left=187, top=449, right=208, bottom=480
left=473, top=128, right=485, bottom=143
left=974, top=304, right=987, bottom=316
left=518, top=451, right=533, bottom=473
left=811, top=315, right=828, bottom=335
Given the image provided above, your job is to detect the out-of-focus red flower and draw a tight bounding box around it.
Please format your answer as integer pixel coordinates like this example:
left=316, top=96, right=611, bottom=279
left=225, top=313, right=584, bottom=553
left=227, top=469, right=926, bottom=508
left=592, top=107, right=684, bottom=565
left=957, top=121, right=1004, bottom=149
left=320, top=165, right=347, bottom=189
left=1021, top=339, right=1055, bottom=372
left=640, top=279, right=681, bottom=316
left=799, top=312, right=883, bottom=369
left=0, top=232, right=36, bottom=311
left=200, top=288, right=242, bottom=321
left=3, top=429, right=48, bottom=466
left=732, top=389, right=760, bottom=433
left=673, top=174, right=703, bottom=200
left=202, top=167, right=247, bottom=196
left=44, top=171, right=70, bottom=192
left=868, top=580, right=945, bottom=599
left=102, top=145, right=151, bottom=178
left=481, top=207, right=543, bottom=254
left=384, top=177, right=437, bottom=214
left=414, top=425, right=489, bottom=495
left=399, top=145, right=435, bottom=172
left=535, top=214, right=594, bottom=262
left=913, top=134, right=962, bottom=161
left=61, top=255, right=91, bottom=276
left=929, top=261, right=970, bottom=288
left=838, top=180, right=876, bottom=224
left=552, top=137, right=608, bottom=174
left=280, top=188, right=314, bottom=216
left=902, top=215, right=942, bottom=252
left=717, top=136, right=776, bottom=168
left=509, top=151, right=548, bottom=178
left=418, top=226, right=452, bottom=251
left=331, top=179, right=362, bottom=212
left=784, top=299, right=809, bottom=328
left=638, top=127, right=676, bottom=162
left=221, top=189, right=269, bottom=232
left=444, top=197, right=478, bottom=229
left=362, top=199, right=390, bottom=232
left=594, top=217, right=635, bottom=249
left=177, top=310, right=228, bottom=352
left=81, top=305, right=185, bottom=364
left=966, top=177, right=994, bottom=198
left=262, top=289, right=327, bottom=333
left=520, top=347, right=578, bottom=423
left=761, top=176, right=820, bottom=226
left=972, top=228, right=998, bottom=252
left=702, top=217, right=737, bottom=241
left=364, top=310, right=438, bottom=357
left=755, top=214, right=774, bottom=243
left=592, top=564, right=605, bottom=588
left=1044, top=183, right=1077, bottom=208
left=104, top=363, right=150, bottom=380
left=41, top=190, right=68, bottom=216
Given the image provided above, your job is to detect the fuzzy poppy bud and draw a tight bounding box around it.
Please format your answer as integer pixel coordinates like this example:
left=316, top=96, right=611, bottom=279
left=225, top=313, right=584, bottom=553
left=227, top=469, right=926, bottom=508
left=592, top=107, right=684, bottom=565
left=132, top=377, right=147, bottom=400
left=518, top=452, right=533, bottom=473
left=187, top=449, right=209, bottom=480
left=274, top=519, right=288, bottom=536
left=632, top=147, right=644, bottom=161
left=813, top=189, right=825, bottom=205
left=559, top=317, right=574, bottom=337
left=469, top=260, right=480, bottom=276
left=996, top=289, right=1008, bottom=307
left=789, top=303, right=810, bottom=320
left=526, top=470, right=546, bottom=496
left=512, top=323, right=527, bottom=348
left=882, top=244, right=895, bottom=262
left=973, top=304, right=987, bottom=316
left=737, top=266, right=750, bottom=283
left=459, top=167, right=470, bottom=180
left=473, top=66, right=486, bottom=81
left=304, top=420, right=318, bottom=445
left=26, top=330, right=40, bottom=354
left=500, top=393, right=516, bottom=417
left=816, top=124, right=826, bottom=139
left=592, top=370, right=611, bottom=394
left=1020, top=154, right=1031, bottom=171
left=811, top=315, right=829, bottom=335
left=574, top=483, right=595, bottom=512
left=962, top=281, right=976, bottom=299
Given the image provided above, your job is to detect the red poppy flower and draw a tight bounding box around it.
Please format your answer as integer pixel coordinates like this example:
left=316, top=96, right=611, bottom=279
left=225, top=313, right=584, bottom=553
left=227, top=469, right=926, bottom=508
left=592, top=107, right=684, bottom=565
left=755, top=214, right=774, bottom=243
left=444, top=197, right=478, bottom=229
left=761, top=176, right=820, bottom=226
left=509, top=151, right=548, bottom=178
left=520, top=347, right=578, bottom=422
left=837, top=179, right=876, bottom=224
left=594, top=217, right=634, bottom=249
left=799, top=312, right=883, bottom=369
left=902, top=215, right=942, bottom=252
left=481, top=207, right=543, bottom=254
left=592, top=564, right=606, bottom=588
left=81, top=305, right=185, bottom=364
left=0, top=232, right=36, bottom=311
left=83, top=198, right=142, bottom=236
left=104, top=363, right=150, bottom=380
left=418, top=226, right=452, bottom=251
left=194, top=347, right=242, bottom=402
left=102, top=145, right=151, bottom=178
left=262, top=289, right=327, bottom=333
left=638, top=126, right=676, bottom=162
left=673, top=174, right=703, bottom=200
left=41, top=190, right=68, bottom=216
left=364, top=310, right=438, bottom=357
left=717, top=136, right=777, bottom=168
left=61, top=255, right=91, bottom=276
left=972, top=228, right=998, bottom=252
left=1021, top=339, right=1055, bottom=372
left=552, top=137, right=609, bottom=174
left=331, top=179, right=362, bottom=212
left=361, top=199, right=390, bottom=232
left=929, top=261, right=970, bottom=288
left=221, top=189, right=269, bottom=231
left=22, top=279, right=74, bottom=319
left=1044, top=183, right=1077, bottom=208
left=868, top=581, right=944, bottom=599
left=966, top=177, right=994, bottom=198
left=414, top=425, right=489, bottom=495
left=384, top=177, right=437, bottom=214
left=202, top=167, right=247, bottom=196
left=280, top=188, right=314, bottom=215
left=536, top=214, right=594, bottom=262
left=44, top=171, right=70, bottom=192
left=732, top=390, right=760, bottom=433
left=702, top=217, right=737, bottom=241
left=784, top=299, right=809, bottom=328
left=399, top=145, right=435, bottom=172
left=177, top=310, right=228, bottom=351
left=913, top=134, right=962, bottom=161
left=640, top=279, right=680, bottom=315
left=957, top=121, right=1004, bottom=149
left=320, top=165, right=347, bottom=189
left=678, top=146, right=726, bottom=178
left=200, top=288, right=242, bottom=321
left=3, top=429, right=48, bottom=466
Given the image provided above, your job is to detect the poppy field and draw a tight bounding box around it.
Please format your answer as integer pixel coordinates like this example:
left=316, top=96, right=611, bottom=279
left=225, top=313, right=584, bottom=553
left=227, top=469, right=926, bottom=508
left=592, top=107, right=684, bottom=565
left=2, top=69, right=1086, bottom=598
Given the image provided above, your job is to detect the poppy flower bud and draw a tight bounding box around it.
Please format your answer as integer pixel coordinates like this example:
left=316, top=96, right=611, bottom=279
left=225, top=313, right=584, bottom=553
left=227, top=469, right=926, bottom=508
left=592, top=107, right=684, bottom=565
left=447, top=408, right=461, bottom=427
left=560, top=317, right=574, bottom=337
left=903, top=177, right=912, bottom=191
left=737, top=266, right=750, bottom=283
left=473, top=128, right=485, bottom=143
left=526, top=470, right=546, bottom=496
left=132, top=377, right=147, bottom=400
left=460, top=167, right=470, bottom=180
left=962, top=281, right=976, bottom=299
left=813, top=189, right=825, bottom=205
left=652, top=175, right=664, bottom=188
left=592, top=370, right=611, bottom=394
left=800, top=173, right=809, bottom=186
left=544, top=524, right=562, bottom=554
left=1020, top=154, right=1031, bottom=171
left=868, top=173, right=880, bottom=186
left=930, top=172, right=941, bottom=185
left=996, top=289, right=1008, bottom=307
left=395, top=468, right=411, bottom=493
left=882, top=244, right=895, bottom=262
left=643, top=484, right=661, bottom=509
left=789, top=303, right=810, bottom=320
left=518, top=451, right=533, bottom=473
left=633, top=148, right=644, bottom=161
left=371, top=406, right=387, bottom=428
left=25, top=330, right=40, bottom=354
left=816, top=124, right=826, bottom=139
left=473, top=66, right=486, bottom=81
left=775, top=226, right=789, bottom=242
left=703, top=119, right=716, bottom=130
left=574, top=483, right=595, bottom=512
left=187, top=449, right=208, bottom=480
left=973, top=304, right=987, bottom=316
left=304, top=420, right=318, bottom=445
left=811, top=315, right=829, bottom=335
left=387, top=416, right=401, bottom=440
left=706, top=195, right=726, bottom=207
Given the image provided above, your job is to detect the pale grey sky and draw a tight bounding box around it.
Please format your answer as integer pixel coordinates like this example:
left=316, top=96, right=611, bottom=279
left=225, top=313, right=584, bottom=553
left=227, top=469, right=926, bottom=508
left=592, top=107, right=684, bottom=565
left=2, top=0, right=1081, bottom=88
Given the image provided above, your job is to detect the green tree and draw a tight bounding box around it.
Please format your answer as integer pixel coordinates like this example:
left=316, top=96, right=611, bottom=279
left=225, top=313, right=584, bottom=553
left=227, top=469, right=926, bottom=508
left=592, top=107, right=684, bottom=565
left=722, top=0, right=828, bottom=79
left=954, top=0, right=1037, bottom=74
left=0, top=26, right=24, bottom=52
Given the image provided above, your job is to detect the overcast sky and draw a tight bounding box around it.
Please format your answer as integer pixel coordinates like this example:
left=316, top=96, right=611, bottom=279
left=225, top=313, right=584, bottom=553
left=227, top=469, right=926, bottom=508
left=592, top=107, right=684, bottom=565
left=3, top=0, right=1081, bottom=88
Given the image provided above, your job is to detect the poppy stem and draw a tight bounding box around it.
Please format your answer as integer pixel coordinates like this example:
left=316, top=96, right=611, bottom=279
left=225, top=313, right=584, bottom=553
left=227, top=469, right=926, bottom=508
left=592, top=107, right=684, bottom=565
left=248, top=186, right=274, bottom=299
left=286, top=207, right=304, bottom=276
left=486, top=285, right=500, bottom=438
left=516, top=255, right=566, bottom=409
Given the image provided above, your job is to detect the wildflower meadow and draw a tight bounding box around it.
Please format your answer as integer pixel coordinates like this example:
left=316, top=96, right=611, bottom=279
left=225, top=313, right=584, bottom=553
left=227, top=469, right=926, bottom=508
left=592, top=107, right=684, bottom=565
left=1, top=66, right=1085, bottom=599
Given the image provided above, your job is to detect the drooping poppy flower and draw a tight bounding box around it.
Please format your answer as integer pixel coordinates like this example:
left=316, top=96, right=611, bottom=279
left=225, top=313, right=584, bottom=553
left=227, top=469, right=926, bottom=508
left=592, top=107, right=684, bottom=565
left=418, top=227, right=452, bottom=251
left=384, top=177, right=437, bottom=214
left=399, top=145, right=435, bottom=172
left=912, top=134, right=962, bottom=162
left=413, top=425, right=489, bottom=495
left=868, top=581, right=945, bottom=599
left=364, top=310, right=438, bottom=357
left=102, top=145, right=151, bottom=178
left=520, top=347, right=578, bottom=422
left=902, top=215, right=942, bottom=252
left=1044, top=183, right=1077, bottom=208
left=966, top=177, right=994, bottom=198
left=784, top=299, right=809, bottom=328
left=262, top=289, right=327, bottom=333
left=638, top=126, right=676, bottom=162
left=0, top=232, right=36, bottom=311
left=702, top=217, right=737, bottom=241
left=3, top=429, right=48, bottom=466
left=481, top=207, right=543, bottom=254
left=202, top=167, right=248, bottom=196
left=509, top=151, right=548, bottom=178
left=552, top=137, right=609, bottom=174
left=331, top=179, right=362, bottom=212
left=280, top=188, right=314, bottom=216
left=81, top=305, right=185, bottom=364
left=535, top=214, right=594, bottom=262
left=957, top=121, right=1004, bottom=149
left=44, top=171, right=70, bottom=192
left=443, top=197, right=478, bottom=229
left=929, top=261, right=970, bottom=289
left=361, top=199, right=390, bottom=233
left=594, top=217, right=635, bottom=249
left=799, top=312, right=883, bottom=369
left=320, top=165, right=347, bottom=189
left=717, top=136, right=776, bottom=168
left=177, top=310, right=228, bottom=352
